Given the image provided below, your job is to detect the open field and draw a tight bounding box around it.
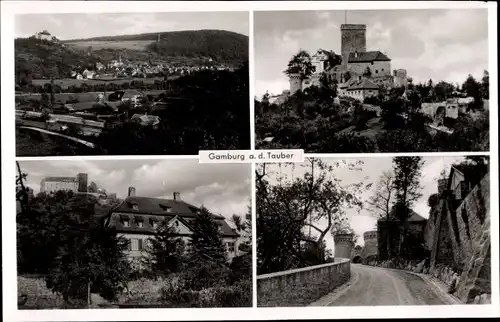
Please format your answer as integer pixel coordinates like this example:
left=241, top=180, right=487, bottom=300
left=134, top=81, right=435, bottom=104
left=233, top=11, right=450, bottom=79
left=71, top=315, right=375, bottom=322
left=65, top=40, right=154, bottom=50
left=16, top=89, right=165, bottom=103
left=31, top=77, right=165, bottom=89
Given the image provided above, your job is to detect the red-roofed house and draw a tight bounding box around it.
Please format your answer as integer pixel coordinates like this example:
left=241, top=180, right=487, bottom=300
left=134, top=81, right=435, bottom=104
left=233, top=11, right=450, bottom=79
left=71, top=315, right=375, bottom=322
left=103, top=189, right=240, bottom=264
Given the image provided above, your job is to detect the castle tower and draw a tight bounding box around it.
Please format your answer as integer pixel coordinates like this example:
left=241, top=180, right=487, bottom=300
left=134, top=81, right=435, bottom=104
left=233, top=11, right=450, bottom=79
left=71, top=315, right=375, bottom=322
left=289, top=74, right=302, bottom=95
left=128, top=186, right=136, bottom=197
left=361, top=231, right=378, bottom=262
left=341, top=24, right=367, bottom=66
left=334, top=233, right=355, bottom=260
left=393, top=69, right=408, bottom=88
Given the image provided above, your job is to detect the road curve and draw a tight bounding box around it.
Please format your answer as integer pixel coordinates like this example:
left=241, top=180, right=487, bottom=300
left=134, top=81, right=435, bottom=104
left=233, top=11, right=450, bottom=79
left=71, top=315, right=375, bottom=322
left=316, top=264, right=456, bottom=306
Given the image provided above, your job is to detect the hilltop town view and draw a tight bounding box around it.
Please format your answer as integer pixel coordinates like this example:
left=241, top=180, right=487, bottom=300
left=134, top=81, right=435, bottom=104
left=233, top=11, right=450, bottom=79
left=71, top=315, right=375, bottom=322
left=16, top=159, right=252, bottom=308
left=254, top=10, right=490, bottom=152
left=256, top=156, right=491, bottom=306
left=15, top=12, right=250, bottom=156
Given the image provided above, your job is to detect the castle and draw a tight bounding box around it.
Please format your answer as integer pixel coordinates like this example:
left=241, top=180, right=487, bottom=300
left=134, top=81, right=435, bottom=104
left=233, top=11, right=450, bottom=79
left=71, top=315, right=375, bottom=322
left=289, top=23, right=408, bottom=102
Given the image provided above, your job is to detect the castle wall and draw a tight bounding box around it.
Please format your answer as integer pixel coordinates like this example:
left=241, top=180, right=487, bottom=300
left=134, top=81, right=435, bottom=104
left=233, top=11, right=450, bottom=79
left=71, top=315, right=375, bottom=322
left=425, top=172, right=491, bottom=303
left=341, top=24, right=366, bottom=66
left=455, top=173, right=491, bottom=303
left=348, top=61, right=391, bottom=77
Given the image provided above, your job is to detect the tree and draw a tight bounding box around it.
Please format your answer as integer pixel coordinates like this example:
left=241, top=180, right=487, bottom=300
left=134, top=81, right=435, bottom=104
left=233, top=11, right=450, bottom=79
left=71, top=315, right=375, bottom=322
left=146, top=220, right=185, bottom=275
left=256, top=158, right=365, bottom=273
left=17, top=190, right=130, bottom=306
left=88, top=181, right=98, bottom=193
left=363, top=67, right=372, bottom=77
left=427, top=193, right=439, bottom=209
left=391, top=157, right=425, bottom=255
left=231, top=206, right=252, bottom=253
left=481, top=70, right=489, bottom=99
left=187, top=208, right=227, bottom=265
left=367, top=170, right=394, bottom=256
left=284, top=50, right=316, bottom=80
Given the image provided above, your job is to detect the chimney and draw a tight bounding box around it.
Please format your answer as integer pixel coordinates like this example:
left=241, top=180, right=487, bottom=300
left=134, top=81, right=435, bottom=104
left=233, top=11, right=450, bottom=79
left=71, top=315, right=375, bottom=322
left=128, top=186, right=136, bottom=197
left=173, top=192, right=181, bottom=201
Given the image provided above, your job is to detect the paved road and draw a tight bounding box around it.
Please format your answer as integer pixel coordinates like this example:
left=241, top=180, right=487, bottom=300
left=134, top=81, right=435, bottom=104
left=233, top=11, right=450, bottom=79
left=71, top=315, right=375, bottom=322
left=318, top=264, right=455, bottom=306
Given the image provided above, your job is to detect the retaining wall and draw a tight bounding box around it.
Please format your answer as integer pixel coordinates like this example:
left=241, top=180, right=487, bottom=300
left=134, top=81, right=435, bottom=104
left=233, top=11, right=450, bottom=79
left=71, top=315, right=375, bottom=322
left=257, top=258, right=351, bottom=307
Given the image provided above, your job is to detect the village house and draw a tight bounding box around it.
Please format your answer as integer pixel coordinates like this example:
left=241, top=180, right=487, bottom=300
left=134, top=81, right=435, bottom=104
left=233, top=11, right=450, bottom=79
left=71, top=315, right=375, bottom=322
left=82, top=69, right=95, bottom=79
left=338, top=76, right=379, bottom=102
left=131, top=113, right=161, bottom=128
left=103, top=189, right=241, bottom=264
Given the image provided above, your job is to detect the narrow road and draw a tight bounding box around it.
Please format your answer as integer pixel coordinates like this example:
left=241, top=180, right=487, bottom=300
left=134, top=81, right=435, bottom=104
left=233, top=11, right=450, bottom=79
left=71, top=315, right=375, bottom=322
left=315, top=264, right=458, bottom=306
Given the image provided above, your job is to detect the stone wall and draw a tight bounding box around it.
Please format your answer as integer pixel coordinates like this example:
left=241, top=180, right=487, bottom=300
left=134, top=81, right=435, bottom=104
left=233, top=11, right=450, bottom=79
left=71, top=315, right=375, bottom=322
left=257, top=259, right=351, bottom=307
left=454, top=173, right=491, bottom=303
left=425, top=172, right=491, bottom=303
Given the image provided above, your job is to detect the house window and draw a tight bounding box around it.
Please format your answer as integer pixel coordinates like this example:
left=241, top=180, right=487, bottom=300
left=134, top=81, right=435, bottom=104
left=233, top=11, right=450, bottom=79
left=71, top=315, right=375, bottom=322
left=152, top=221, right=158, bottom=229
left=123, top=220, right=130, bottom=227
left=131, top=238, right=139, bottom=251
left=227, top=242, right=235, bottom=253
left=137, top=221, right=143, bottom=228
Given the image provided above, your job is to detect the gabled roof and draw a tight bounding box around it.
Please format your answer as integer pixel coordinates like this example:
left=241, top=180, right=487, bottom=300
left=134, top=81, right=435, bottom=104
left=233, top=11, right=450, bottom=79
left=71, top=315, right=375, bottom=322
left=107, top=196, right=239, bottom=237
left=113, top=196, right=224, bottom=219
left=348, top=51, right=391, bottom=63
left=131, top=114, right=161, bottom=126
left=347, top=78, right=379, bottom=90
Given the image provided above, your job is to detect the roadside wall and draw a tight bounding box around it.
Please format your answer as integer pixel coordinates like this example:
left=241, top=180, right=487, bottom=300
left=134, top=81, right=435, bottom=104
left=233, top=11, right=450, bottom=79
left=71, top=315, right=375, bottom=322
left=257, top=259, right=351, bottom=307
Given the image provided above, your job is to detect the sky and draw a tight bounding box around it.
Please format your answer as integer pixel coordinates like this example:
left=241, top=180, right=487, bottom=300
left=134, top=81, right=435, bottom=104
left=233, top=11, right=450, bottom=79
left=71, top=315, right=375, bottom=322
left=254, top=9, right=489, bottom=97
left=15, top=12, right=249, bottom=40
left=18, top=159, right=252, bottom=222
left=262, top=156, right=466, bottom=253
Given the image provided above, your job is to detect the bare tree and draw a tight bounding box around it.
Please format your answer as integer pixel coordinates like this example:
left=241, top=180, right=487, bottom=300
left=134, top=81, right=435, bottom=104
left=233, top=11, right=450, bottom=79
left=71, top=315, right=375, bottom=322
left=367, top=170, right=394, bottom=221
left=367, top=170, right=394, bottom=257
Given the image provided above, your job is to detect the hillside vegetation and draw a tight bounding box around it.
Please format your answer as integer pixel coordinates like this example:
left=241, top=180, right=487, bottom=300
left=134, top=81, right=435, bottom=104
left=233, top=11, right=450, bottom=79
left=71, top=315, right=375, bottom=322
left=16, top=30, right=248, bottom=82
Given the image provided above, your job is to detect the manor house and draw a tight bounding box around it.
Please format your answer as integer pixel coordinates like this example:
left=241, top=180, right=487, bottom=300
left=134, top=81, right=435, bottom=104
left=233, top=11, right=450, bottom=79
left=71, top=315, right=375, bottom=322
left=103, top=188, right=241, bottom=267
left=289, top=24, right=408, bottom=102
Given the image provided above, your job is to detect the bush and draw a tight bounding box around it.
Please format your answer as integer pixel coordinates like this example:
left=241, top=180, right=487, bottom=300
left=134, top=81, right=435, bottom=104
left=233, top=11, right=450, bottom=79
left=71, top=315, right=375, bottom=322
left=180, top=261, right=231, bottom=291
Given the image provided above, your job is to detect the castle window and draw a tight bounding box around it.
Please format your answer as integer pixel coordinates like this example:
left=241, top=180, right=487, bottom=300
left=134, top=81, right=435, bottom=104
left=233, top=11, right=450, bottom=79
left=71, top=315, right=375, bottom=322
left=375, top=70, right=378, bottom=74
left=381, top=69, right=384, bottom=71
left=137, top=221, right=143, bottom=228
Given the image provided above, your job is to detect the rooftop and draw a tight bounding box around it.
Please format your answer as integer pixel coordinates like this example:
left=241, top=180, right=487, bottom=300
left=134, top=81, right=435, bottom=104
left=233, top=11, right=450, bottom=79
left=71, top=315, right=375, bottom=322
left=348, top=51, right=391, bottom=63
left=347, top=78, right=379, bottom=90
left=108, top=196, right=238, bottom=237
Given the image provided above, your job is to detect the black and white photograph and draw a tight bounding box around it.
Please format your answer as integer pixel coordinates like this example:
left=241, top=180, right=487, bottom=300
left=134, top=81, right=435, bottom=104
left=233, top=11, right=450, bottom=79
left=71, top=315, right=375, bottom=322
left=254, top=9, right=490, bottom=153
left=16, top=159, right=252, bottom=308
left=15, top=12, right=250, bottom=156
left=256, top=156, right=491, bottom=306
